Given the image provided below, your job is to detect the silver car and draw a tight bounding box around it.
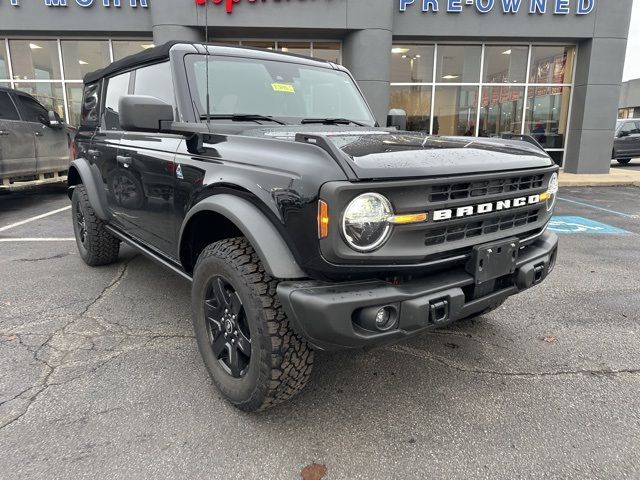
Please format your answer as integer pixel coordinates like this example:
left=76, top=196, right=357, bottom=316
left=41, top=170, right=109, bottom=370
left=0, top=87, right=71, bottom=191
left=613, top=118, right=640, bottom=165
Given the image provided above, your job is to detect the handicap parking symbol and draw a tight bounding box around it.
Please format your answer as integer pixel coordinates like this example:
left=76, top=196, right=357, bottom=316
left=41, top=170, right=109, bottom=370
left=549, top=216, right=629, bottom=234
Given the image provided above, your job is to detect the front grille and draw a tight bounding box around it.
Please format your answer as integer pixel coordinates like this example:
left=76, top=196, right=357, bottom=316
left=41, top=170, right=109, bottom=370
left=429, top=174, right=545, bottom=203
left=424, top=207, right=542, bottom=246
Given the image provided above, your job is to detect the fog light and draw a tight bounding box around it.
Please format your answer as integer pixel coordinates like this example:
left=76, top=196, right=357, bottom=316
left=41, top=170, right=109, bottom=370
left=353, top=304, right=399, bottom=332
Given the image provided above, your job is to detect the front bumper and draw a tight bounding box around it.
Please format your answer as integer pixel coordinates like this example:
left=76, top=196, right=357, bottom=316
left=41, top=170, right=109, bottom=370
left=278, top=232, right=558, bottom=351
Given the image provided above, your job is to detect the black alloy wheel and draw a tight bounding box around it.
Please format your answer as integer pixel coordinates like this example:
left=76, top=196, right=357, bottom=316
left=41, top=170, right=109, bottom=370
left=75, top=203, right=88, bottom=245
left=204, top=276, right=252, bottom=378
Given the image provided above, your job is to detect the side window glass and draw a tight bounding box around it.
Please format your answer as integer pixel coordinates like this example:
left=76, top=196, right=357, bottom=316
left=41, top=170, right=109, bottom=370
left=133, top=62, right=175, bottom=108
left=634, top=122, right=640, bottom=134
left=103, top=72, right=131, bottom=131
left=18, top=96, right=48, bottom=123
left=0, top=92, right=20, bottom=121
left=82, top=82, right=100, bottom=125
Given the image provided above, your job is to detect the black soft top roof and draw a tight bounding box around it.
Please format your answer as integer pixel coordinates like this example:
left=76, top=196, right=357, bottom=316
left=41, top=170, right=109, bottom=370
left=84, top=41, right=181, bottom=84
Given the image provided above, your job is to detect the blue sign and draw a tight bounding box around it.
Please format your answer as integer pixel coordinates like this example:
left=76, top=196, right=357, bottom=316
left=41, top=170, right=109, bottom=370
left=399, top=0, right=595, bottom=15
left=548, top=216, right=629, bottom=234
left=1, top=0, right=148, bottom=7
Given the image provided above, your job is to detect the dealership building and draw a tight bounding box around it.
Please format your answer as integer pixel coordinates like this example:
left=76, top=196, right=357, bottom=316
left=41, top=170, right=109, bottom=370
left=0, top=0, right=633, bottom=173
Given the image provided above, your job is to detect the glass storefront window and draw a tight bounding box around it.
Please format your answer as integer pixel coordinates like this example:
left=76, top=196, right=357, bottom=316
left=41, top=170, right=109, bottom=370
left=390, top=85, right=432, bottom=131
left=529, top=46, right=575, bottom=84
left=243, top=41, right=276, bottom=50
left=112, top=41, right=154, bottom=62
left=13, top=82, right=65, bottom=118
left=436, top=45, right=481, bottom=84
left=391, top=45, right=434, bottom=83
left=9, top=40, right=61, bottom=80
left=525, top=86, right=571, bottom=149
left=483, top=46, right=528, bottom=84
left=65, top=83, right=83, bottom=127
left=479, top=86, right=525, bottom=137
left=0, top=41, right=8, bottom=80
left=434, top=86, right=479, bottom=136
left=312, top=43, right=341, bottom=63
left=62, top=40, right=111, bottom=80
left=278, top=42, right=311, bottom=57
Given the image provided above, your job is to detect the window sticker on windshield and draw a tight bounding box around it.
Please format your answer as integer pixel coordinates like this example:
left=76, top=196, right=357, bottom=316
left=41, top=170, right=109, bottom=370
left=271, top=83, right=295, bottom=94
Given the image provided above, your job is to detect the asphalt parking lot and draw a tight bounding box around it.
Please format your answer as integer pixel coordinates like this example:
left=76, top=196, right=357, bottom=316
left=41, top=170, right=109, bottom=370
left=1, top=184, right=639, bottom=479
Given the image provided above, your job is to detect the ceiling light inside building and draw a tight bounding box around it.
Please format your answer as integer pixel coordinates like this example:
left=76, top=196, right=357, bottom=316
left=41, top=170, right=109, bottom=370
left=502, top=49, right=512, bottom=55
left=140, top=43, right=155, bottom=50
left=392, top=48, right=410, bottom=54
left=29, top=43, right=42, bottom=50
left=442, top=74, right=459, bottom=79
left=78, top=60, right=88, bottom=65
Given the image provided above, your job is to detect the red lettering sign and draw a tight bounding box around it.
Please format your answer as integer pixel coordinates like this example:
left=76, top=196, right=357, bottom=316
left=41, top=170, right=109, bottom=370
left=195, top=0, right=260, bottom=14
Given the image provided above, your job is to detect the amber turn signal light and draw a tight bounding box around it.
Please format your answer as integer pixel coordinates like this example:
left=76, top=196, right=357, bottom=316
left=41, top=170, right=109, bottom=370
left=318, top=200, right=329, bottom=239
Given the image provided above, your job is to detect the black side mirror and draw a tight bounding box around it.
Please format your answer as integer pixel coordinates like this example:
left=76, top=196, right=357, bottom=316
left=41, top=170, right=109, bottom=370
left=119, top=95, right=174, bottom=133
left=387, top=109, right=407, bottom=131
left=618, top=130, right=630, bottom=138
left=47, top=111, right=64, bottom=129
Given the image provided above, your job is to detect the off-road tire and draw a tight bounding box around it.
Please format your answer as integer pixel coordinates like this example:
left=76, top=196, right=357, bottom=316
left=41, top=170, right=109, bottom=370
left=72, top=185, right=120, bottom=266
left=617, top=158, right=632, bottom=165
left=192, top=237, right=314, bottom=412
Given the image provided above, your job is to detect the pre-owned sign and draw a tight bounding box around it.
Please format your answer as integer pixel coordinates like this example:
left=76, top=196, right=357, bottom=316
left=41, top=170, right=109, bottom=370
left=400, top=0, right=595, bottom=15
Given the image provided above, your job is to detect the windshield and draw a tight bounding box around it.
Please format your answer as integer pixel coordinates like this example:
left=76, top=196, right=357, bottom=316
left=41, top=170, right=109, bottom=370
left=185, top=54, right=376, bottom=126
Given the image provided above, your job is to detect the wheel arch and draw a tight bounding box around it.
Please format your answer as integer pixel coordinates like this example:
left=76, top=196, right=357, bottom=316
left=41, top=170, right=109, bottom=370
left=178, top=193, right=307, bottom=280
left=67, top=158, right=110, bottom=221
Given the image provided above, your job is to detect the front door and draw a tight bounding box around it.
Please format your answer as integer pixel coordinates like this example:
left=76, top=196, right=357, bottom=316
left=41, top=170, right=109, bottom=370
left=0, top=91, right=36, bottom=180
left=117, top=133, right=181, bottom=256
left=14, top=93, right=69, bottom=175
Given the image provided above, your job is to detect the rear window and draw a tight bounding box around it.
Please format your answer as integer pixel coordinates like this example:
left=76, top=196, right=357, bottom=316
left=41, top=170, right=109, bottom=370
left=0, top=92, right=19, bottom=121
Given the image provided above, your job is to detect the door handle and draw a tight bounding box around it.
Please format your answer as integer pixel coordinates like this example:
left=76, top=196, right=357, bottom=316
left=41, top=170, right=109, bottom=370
left=34, top=131, right=43, bottom=137
left=0, top=130, right=8, bottom=136
left=117, top=155, right=133, bottom=167
left=87, top=149, right=101, bottom=158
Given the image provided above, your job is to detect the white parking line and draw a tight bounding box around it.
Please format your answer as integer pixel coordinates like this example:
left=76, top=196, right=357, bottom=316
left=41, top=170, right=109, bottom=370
left=0, top=206, right=71, bottom=233
left=0, top=238, right=75, bottom=242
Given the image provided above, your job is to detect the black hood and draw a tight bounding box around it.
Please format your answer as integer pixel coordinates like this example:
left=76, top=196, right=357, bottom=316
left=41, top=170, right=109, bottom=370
left=241, top=125, right=555, bottom=180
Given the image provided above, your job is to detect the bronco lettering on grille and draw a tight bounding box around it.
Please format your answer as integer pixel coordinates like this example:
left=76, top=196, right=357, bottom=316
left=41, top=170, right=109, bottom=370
left=432, top=195, right=541, bottom=222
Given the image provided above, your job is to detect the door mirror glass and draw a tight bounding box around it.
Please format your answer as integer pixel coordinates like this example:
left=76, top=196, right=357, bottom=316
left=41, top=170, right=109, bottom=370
left=119, top=95, right=174, bottom=133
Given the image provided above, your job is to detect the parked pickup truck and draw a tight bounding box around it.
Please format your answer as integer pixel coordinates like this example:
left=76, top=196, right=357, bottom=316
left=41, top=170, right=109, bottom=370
left=69, top=42, right=559, bottom=411
left=0, top=87, right=72, bottom=191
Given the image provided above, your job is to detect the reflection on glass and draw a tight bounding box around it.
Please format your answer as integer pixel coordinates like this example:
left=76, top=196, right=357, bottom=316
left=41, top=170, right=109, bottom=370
left=525, top=86, right=571, bottom=149
left=65, top=84, right=83, bottom=127
left=0, top=41, right=8, bottom=80
left=434, top=86, right=479, bottom=136
left=312, top=43, right=341, bottom=64
left=390, top=85, right=432, bottom=132
left=436, top=45, right=481, bottom=84
left=9, top=40, right=61, bottom=80
left=479, top=86, right=524, bottom=137
left=14, top=82, right=65, bottom=117
left=391, top=45, right=434, bottom=83
left=529, top=46, right=575, bottom=84
left=242, top=41, right=276, bottom=50
left=62, top=41, right=111, bottom=80
left=278, top=42, right=311, bottom=57
left=112, top=41, right=154, bottom=62
left=483, top=46, right=528, bottom=84
left=213, top=40, right=241, bottom=46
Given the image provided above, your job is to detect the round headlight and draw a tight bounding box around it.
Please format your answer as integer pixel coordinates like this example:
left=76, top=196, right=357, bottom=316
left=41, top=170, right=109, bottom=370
left=546, top=172, right=559, bottom=211
left=342, top=193, right=393, bottom=252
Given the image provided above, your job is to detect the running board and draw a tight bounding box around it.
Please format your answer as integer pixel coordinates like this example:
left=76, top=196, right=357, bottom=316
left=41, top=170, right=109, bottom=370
left=105, top=226, right=193, bottom=282
left=1, top=172, right=67, bottom=191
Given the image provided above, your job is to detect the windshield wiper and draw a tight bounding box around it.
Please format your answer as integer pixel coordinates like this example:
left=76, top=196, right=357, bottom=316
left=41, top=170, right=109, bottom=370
left=300, top=118, right=366, bottom=127
left=200, top=114, right=289, bottom=125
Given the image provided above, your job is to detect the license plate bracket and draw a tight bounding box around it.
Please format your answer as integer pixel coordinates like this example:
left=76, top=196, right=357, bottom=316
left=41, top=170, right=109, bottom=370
left=467, top=238, right=520, bottom=284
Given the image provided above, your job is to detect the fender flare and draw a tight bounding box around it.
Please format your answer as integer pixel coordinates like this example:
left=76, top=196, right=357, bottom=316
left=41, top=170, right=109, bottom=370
left=179, top=194, right=307, bottom=280
left=68, top=158, right=110, bottom=221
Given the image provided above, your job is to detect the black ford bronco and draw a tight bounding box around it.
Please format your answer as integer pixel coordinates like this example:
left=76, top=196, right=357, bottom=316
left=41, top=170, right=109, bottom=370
left=69, top=42, right=559, bottom=411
